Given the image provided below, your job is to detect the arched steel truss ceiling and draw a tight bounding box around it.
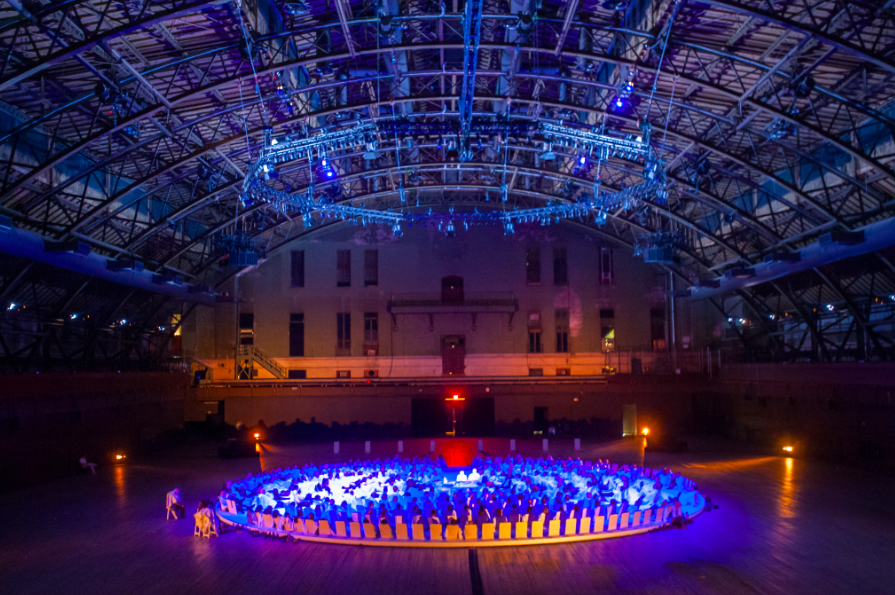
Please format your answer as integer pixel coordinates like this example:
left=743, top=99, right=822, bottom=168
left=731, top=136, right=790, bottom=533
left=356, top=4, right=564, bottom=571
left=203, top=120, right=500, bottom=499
left=0, top=84, right=870, bottom=242
left=1, top=0, right=894, bottom=362
left=16, top=91, right=874, bottom=275
left=3, top=39, right=893, bottom=209
left=7, top=64, right=882, bottom=232
left=3, top=8, right=894, bottom=144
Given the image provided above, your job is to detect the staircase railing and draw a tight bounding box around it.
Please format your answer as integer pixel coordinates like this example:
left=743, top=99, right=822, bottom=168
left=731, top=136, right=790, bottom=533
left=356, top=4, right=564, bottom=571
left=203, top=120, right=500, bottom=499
left=236, top=345, right=287, bottom=378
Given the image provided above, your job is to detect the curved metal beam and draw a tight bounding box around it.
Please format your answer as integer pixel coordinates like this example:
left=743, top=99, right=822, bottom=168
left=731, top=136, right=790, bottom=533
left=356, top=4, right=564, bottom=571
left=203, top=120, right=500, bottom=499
left=0, top=0, right=227, bottom=93
left=699, top=0, right=895, bottom=76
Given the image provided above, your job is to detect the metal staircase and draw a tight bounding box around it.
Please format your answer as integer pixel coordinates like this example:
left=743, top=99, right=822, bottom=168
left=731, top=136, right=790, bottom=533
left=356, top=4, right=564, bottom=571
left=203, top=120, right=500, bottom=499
left=237, top=345, right=287, bottom=379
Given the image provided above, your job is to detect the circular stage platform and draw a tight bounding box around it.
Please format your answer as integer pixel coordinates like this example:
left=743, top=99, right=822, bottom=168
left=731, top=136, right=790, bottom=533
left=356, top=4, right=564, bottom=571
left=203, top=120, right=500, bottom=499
left=216, top=453, right=705, bottom=547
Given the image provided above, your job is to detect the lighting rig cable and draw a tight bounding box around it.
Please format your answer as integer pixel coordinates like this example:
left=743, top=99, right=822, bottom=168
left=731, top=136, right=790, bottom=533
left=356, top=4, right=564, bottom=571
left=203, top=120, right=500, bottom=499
left=643, top=0, right=681, bottom=123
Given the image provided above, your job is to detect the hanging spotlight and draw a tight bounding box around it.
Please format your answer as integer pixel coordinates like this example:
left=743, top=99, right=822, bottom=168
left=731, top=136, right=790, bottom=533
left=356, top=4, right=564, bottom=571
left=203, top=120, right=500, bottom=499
left=793, top=75, right=815, bottom=99
left=540, top=143, right=556, bottom=161
left=363, top=142, right=379, bottom=160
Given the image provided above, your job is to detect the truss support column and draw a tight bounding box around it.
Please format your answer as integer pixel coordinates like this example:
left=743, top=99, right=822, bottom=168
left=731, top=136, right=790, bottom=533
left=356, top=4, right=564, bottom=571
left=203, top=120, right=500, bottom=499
left=234, top=274, right=240, bottom=380
left=459, top=0, right=484, bottom=161
left=668, top=270, right=677, bottom=370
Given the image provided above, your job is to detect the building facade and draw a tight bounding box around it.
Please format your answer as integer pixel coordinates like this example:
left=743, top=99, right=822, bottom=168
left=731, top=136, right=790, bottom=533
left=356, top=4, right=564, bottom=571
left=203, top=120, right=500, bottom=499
left=184, top=223, right=719, bottom=379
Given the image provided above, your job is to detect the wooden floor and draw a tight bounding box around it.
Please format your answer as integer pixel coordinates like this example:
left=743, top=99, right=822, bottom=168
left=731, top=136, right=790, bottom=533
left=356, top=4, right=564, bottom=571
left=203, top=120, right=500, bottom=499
left=1, top=439, right=894, bottom=595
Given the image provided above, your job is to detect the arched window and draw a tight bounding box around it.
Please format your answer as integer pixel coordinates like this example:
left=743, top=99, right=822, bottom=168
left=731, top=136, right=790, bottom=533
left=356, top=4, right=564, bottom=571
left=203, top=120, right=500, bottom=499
left=441, top=276, right=464, bottom=303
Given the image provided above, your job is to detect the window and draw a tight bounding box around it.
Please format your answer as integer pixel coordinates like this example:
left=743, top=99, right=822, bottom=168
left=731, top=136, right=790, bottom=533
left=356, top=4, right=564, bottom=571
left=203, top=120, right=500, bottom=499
left=526, top=247, right=541, bottom=284
left=556, top=368, right=571, bottom=376
left=288, top=369, right=307, bottom=379
left=289, top=313, right=304, bottom=357
left=650, top=308, right=666, bottom=350
left=364, top=312, right=378, bottom=342
left=529, top=368, right=544, bottom=376
left=600, top=308, right=615, bottom=351
left=238, top=313, right=254, bottom=345
left=364, top=249, right=378, bottom=286
left=555, top=308, right=569, bottom=353
left=528, top=311, right=542, bottom=353
left=337, top=312, right=351, bottom=354
left=554, top=248, right=568, bottom=286
left=600, top=248, right=613, bottom=285
left=336, top=370, right=351, bottom=379
left=337, top=249, right=351, bottom=287
left=529, top=331, right=542, bottom=353
left=290, top=250, right=305, bottom=287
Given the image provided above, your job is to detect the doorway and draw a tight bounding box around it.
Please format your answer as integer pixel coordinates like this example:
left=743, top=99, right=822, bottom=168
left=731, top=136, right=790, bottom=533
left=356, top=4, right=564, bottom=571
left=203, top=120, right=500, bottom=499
left=534, top=406, right=549, bottom=434
left=441, top=276, right=464, bottom=303
left=442, top=336, right=465, bottom=375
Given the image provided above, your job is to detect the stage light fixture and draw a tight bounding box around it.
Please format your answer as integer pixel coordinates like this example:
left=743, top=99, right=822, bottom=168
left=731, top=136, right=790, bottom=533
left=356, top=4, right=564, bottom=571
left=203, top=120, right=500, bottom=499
left=7, top=303, right=15, bottom=310
left=641, top=428, right=649, bottom=436
left=783, top=445, right=793, bottom=452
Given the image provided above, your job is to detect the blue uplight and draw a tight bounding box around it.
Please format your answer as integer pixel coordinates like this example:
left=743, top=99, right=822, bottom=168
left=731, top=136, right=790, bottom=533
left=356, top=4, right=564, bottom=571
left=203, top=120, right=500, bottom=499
left=578, top=154, right=587, bottom=165
left=615, top=97, right=625, bottom=108
left=326, top=170, right=334, bottom=177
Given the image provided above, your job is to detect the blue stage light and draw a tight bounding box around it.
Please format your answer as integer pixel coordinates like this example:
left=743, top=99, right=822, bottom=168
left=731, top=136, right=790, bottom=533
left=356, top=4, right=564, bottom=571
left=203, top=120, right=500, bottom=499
left=578, top=154, right=586, bottom=165
left=326, top=170, right=334, bottom=177
left=615, top=97, right=625, bottom=108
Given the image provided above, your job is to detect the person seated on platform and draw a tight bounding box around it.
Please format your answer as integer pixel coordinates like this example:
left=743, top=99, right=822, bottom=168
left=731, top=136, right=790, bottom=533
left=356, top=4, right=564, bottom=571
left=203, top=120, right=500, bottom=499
left=253, top=505, right=265, bottom=528
left=411, top=506, right=424, bottom=525
left=460, top=504, right=474, bottom=528
left=493, top=507, right=508, bottom=529
left=166, top=488, right=184, bottom=519
left=508, top=503, right=522, bottom=524
left=428, top=509, right=441, bottom=527
left=468, top=468, right=482, bottom=483
left=476, top=504, right=491, bottom=526
left=444, top=504, right=458, bottom=526
left=80, top=456, right=97, bottom=475
left=456, top=470, right=469, bottom=483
